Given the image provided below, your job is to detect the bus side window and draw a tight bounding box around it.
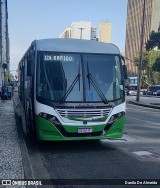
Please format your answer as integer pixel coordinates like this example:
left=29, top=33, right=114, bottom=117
left=19, top=64, right=25, bottom=101
left=27, top=50, right=35, bottom=76
left=27, top=57, right=32, bottom=76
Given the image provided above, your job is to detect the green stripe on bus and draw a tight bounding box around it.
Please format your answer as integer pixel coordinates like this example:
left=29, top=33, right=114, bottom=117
left=35, top=115, right=125, bottom=141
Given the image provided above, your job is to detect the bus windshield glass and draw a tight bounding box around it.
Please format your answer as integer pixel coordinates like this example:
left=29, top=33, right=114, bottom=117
left=36, top=52, right=124, bottom=103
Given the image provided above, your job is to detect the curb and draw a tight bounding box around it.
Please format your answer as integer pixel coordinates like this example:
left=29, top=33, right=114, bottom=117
left=128, top=101, right=160, bottom=110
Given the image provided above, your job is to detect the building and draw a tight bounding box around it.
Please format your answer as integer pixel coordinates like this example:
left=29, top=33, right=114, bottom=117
left=99, top=21, right=112, bottom=43
left=125, top=0, right=160, bottom=76
left=59, top=21, right=97, bottom=40
left=59, top=28, right=72, bottom=39
left=71, top=21, right=96, bottom=40
left=0, top=0, right=9, bottom=85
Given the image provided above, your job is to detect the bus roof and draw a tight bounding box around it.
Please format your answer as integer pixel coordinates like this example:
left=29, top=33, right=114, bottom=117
left=33, top=38, right=120, bottom=54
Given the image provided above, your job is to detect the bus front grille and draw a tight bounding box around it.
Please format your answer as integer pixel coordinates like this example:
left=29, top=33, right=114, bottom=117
left=56, top=108, right=112, bottom=118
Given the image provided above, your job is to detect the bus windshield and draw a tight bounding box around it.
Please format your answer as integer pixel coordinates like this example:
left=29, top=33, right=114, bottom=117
left=36, top=52, right=124, bottom=103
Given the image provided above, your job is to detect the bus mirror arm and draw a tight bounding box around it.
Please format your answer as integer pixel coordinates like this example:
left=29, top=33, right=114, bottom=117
left=121, top=55, right=125, bottom=62
left=123, top=65, right=128, bottom=80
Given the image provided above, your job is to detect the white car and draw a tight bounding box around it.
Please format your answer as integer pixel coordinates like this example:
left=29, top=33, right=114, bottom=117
left=129, top=90, right=137, bottom=95
left=129, top=90, right=143, bottom=96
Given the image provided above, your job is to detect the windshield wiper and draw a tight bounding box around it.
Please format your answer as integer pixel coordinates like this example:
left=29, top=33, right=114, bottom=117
left=87, top=62, right=108, bottom=104
left=60, top=63, right=81, bottom=103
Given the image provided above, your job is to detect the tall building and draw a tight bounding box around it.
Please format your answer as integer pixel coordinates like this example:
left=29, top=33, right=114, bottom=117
left=99, top=21, right=112, bottom=43
left=59, top=28, right=72, bottom=39
left=125, top=0, right=160, bottom=76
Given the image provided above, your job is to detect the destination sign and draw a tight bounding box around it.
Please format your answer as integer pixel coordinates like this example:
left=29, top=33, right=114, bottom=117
left=44, top=55, right=74, bottom=62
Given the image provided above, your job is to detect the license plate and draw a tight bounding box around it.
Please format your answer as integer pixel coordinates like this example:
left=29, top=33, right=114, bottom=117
left=78, top=128, right=92, bottom=133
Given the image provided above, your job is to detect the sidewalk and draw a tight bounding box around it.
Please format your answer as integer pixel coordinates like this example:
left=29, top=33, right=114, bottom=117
left=126, top=95, right=160, bottom=109
left=0, top=99, right=25, bottom=182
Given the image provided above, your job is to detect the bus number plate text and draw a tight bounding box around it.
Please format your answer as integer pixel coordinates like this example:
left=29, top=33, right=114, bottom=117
left=78, top=128, right=92, bottom=133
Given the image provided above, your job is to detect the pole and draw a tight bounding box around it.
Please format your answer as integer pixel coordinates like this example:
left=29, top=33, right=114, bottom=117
left=5, top=0, right=10, bottom=79
left=80, top=28, right=82, bottom=39
left=78, top=27, right=85, bottom=39
left=0, top=0, right=2, bottom=66
left=136, top=0, right=146, bottom=102
left=0, top=0, right=2, bottom=85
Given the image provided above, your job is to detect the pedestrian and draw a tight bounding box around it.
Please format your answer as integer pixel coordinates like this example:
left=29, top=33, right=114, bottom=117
left=7, top=84, right=12, bottom=99
left=1, top=84, right=7, bottom=100
left=12, top=84, right=15, bottom=97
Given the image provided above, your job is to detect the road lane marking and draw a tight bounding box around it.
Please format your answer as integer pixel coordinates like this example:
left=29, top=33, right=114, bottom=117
left=127, top=116, right=160, bottom=125
left=131, top=150, right=160, bottom=161
left=133, top=151, right=152, bottom=155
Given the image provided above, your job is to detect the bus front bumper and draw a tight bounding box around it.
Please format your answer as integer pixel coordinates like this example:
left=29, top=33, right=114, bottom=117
left=35, top=115, right=125, bottom=141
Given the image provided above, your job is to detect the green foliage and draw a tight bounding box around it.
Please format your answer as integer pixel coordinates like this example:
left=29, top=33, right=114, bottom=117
left=152, top=57, right=160, bottom=72
left=133, top=52, right=149, bottom=71
left=148, top=51, right=160, bottom=67
left=141, top=75, right=150, bottom=88
left=133, top=29, right=160, bottom=86
left=152, top=71, right=160, bottom=84
left=146, top=31, right=160, bottom=51
left=133, top=50, right=160, bottom=86
left=133, top=51, right=160, bottom=71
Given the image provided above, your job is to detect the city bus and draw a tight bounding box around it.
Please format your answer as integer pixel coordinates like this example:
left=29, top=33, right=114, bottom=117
left=14, top=38, right=128, bottom=141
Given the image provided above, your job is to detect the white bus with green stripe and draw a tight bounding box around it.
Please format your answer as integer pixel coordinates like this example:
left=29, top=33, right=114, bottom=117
left=15, top=38, right=128, bottom=141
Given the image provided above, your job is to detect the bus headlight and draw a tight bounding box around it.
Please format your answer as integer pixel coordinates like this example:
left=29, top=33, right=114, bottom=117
left=39, top=113, right=61, bottom=125
left=107, top=111, right=125, bottom=125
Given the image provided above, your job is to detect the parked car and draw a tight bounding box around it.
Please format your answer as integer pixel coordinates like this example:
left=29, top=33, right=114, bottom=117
left=141, top=89, right=147, bottom=95
left=129, top=90, right=137, bottom=95
left=146, top=85, right=160, bottom=95
left=157, top=90, right=160, bottom=96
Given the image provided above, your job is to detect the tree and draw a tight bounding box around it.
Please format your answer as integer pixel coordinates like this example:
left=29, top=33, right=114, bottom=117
left=133, top=52, right=149, bottom=72
left=141, top=75, right=150, bottom=88
left=133, top=51, right=160, bottom=85
left=146, top=31, right=160, bottom=51
left=152, top=57, right=160, bottom=72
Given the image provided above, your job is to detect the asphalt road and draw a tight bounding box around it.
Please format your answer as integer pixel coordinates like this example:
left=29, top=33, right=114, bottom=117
left=14, top=100, right=160, bottom=188
left=126, top=95, right=160, bottom=106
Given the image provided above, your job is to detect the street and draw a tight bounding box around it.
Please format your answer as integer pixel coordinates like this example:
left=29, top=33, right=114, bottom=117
left=0, top=97, right=160, bottom=188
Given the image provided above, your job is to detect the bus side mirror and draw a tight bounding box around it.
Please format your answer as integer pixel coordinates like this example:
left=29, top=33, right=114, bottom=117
left=123, top=65, right=128, bottom=79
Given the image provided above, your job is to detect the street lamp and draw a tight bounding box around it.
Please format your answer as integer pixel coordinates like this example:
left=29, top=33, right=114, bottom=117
left=78, top=27, right=85, bottom=39
left=136, top=0, right=146, bottom=102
